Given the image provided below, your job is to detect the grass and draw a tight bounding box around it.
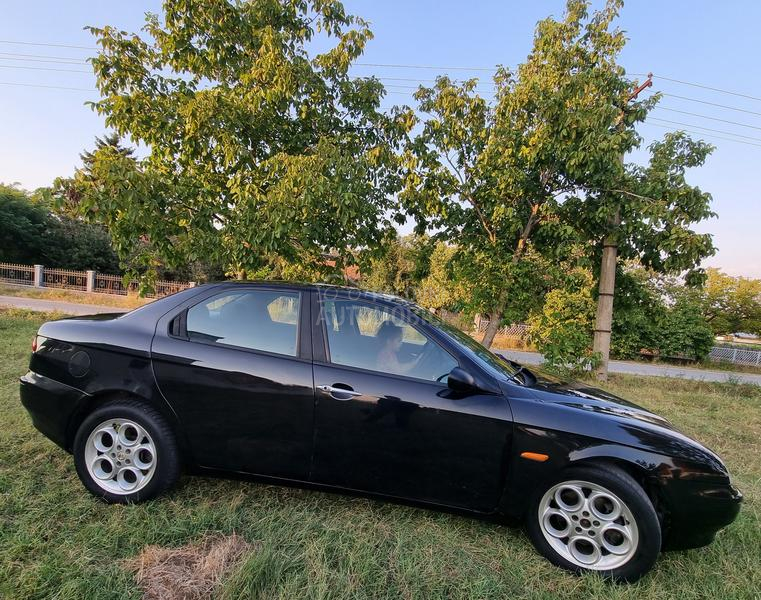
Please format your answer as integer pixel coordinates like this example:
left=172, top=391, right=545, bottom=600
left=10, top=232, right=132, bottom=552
left=0, top=283, right=149, bottom=309
left=1, top=309, right=760, bottom=599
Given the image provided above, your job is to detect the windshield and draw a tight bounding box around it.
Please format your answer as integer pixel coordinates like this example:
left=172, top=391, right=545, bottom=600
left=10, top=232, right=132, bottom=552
left=414, top=309, right=522, bottom=382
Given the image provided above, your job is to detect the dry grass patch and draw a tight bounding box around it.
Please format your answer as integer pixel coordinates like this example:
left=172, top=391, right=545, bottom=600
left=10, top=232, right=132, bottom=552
left=125, top=533, right=253, bottom=600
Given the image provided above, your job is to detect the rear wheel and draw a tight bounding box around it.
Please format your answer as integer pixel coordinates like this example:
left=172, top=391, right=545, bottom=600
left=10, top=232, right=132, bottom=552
left=73, top=399, right=180, bottom=503
left=525, top=464, right=661, bottom=582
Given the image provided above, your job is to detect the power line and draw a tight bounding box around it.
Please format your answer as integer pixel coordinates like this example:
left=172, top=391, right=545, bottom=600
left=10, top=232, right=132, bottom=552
left=0, top=63, right=91, bottom=74
left=653, top=74, right=761, bottom=103
left=659, top=92, right=761, bottom=117
left=642, top=122, right=761, bottom=148
left=0, top=51, right=90, bottom=63
left=355, top=62, right=496, bottom=72
left=0, top=55, right=91, bottom=66
left=0, top=39, right=96, bottom=51
left=648, top=117, right=761, bottom=142
left=0, top=80, right=93, bottom=92
left=654, top=106, right=761, bottom=131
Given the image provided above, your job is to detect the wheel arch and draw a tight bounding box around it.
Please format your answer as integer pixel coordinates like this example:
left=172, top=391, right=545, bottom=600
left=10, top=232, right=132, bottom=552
left=64, top=389, right=192, bottom=467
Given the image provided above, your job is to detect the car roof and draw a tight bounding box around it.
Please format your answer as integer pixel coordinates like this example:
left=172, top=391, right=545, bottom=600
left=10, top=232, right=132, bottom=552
left=200, top=280, right=419, bottom=308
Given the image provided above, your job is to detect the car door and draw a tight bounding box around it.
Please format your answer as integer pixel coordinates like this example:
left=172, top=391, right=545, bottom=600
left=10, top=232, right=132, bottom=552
left=310, top=292, right=513, bottom=512
left=151, top=286, right=314, bottom=480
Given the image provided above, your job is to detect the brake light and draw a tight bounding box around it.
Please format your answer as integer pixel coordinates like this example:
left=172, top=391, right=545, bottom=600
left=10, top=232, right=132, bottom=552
left=32, top=335, right=37, bottom=352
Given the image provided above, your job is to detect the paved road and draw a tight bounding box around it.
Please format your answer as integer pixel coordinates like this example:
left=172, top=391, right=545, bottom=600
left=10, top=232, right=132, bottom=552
left=0, top=295, right=128, bottom=316
left=2, top=294, right=758, bottom=385
left=497, top=349, right=761, bottom=386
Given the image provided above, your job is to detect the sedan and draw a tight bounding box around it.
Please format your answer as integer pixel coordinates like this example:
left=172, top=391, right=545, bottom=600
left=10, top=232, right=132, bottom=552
left=20, top=282, right=741, bottom=582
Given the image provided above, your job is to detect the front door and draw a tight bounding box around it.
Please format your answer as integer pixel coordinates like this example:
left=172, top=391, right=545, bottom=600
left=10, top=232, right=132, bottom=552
left=310, top=294, right=512, bottom=511
left=151, top=287, right=314, bottom=480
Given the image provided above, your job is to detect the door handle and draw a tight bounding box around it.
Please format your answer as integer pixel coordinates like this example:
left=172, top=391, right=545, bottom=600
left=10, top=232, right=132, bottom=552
left=317, top=384, right=362, bottom=399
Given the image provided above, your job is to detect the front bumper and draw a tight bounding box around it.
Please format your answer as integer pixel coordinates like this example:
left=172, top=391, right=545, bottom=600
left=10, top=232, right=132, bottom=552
left=19, top=371, right=89, bottom=452
left=661, top=478, right=743, bottom=550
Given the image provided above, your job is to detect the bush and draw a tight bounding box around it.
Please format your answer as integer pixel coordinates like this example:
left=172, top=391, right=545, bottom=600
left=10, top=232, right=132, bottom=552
left=528, top=274, right=600, bottom=376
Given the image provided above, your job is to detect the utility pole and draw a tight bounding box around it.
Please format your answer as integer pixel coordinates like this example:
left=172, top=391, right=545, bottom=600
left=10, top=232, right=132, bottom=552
left=593, top=73, right=653, bottom=381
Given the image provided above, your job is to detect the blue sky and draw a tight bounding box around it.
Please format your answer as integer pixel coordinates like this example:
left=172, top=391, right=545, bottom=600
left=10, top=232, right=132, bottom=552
left=1, top=1, right=759, bottom=276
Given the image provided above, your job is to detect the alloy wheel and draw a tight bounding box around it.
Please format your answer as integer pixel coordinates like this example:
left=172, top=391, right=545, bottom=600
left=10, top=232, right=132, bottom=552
left=83, top=418, right=157, bottom=495
left=537, top=479, right=639, bottom=570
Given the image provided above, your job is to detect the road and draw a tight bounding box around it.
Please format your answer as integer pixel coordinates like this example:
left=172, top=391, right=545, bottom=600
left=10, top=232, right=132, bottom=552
left=2, top=293, right=758, bottom=385
left=497, top=349, right=761, bottom=386
left=0, top=295, right=128, bottom=316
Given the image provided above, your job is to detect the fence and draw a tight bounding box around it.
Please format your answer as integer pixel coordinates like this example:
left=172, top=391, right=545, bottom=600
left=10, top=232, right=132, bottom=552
left=474, top=316, right=529, bottom=338
left=0, top=263, right=35, bottom=286
left=0, top=262, right=193, bottom=299
left=709, top=345, right=761, bottom=367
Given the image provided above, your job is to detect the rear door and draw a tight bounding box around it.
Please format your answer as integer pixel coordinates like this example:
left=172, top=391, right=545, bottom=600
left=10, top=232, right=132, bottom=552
left=151, top=286, right=314, bottom=479
left=309, top=292, right=512, bottom=511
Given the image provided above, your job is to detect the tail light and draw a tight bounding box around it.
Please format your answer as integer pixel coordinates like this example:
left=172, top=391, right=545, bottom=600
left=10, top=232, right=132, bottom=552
left=32, top=335, right=38, bottom=352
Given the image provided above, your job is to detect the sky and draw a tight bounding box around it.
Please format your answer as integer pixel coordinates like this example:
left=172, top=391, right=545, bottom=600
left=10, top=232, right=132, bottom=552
left=1, top=1, right=759, bottom=277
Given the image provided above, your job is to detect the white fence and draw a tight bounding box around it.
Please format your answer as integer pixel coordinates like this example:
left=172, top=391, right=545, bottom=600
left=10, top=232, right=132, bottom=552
left=0, top=262, right=192, bottom=299
left=474, top=317, right=529, bottom=338
left=709, top=345, right=761, bottom=366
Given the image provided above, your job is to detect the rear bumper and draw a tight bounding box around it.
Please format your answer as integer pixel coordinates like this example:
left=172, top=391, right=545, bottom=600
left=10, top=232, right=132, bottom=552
left=19, top=371, right=89, bottom=452
left=661, top=479, right=743, bottom=550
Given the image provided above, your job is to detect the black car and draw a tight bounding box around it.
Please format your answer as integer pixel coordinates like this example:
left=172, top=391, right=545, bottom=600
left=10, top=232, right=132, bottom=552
left=20, top=282, right=741, bottom=582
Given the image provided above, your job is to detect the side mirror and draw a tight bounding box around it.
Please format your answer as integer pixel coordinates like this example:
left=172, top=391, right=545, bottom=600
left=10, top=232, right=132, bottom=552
left=447, top=366, right=480, bottom=394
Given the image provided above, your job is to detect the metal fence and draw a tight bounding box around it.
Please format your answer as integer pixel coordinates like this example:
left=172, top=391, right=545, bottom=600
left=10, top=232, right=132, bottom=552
left=43, top=268, right=88, bottom=291
left=0, top=263, right=34, bottom=286
left=0, top=262, right=192, bottom=299
left=709, top=345, right=761, bottom=366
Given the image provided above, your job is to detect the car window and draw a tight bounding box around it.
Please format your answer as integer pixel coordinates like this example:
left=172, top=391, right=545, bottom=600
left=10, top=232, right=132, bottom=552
left=186, top=289, right=300, bottom=356
left=322, top=299, right=457, bottom=382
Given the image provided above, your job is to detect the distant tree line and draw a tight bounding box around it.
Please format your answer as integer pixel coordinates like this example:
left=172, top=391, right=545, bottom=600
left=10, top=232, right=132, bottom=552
left=0, top=184, right=120, bottom=273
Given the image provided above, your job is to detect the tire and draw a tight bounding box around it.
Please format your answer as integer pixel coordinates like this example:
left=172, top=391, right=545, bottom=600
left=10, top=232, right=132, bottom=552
left=525, top=463, right=661, bottom=583
left=73, top=399, right=181, bottom=504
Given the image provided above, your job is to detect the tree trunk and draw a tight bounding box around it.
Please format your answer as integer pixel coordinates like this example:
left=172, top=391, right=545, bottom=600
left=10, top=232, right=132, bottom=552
left=481, top=309, right=503, bottom=349
left=592, top=207, right=620, bottom=380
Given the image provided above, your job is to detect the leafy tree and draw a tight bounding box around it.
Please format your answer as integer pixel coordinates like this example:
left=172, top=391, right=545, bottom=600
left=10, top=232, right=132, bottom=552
left=56, top=0, right=411, bottom=291
left=700, top=268, right=761, bottom=336
left=402, top=0, right=714, bottom=361
left=609, top=265, right=664, bottom=359
left=611, top=265, right=715, bottom=361
left=401, top=0, right=655, bottom=349
left=0, top=185, right=49, bottom=264
left=361, top=234, right=431, bottom=298
left=416, top=241, right=467, bottom=313
left=654, top=290, right=714, bottom=361
left=0, top=184, right=120, bottom=273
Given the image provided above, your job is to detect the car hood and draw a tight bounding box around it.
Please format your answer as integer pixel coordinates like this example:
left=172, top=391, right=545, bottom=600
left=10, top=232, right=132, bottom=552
left=528, top=377, right=676, bottom=431
left=516, top=373, right=728, bottom=476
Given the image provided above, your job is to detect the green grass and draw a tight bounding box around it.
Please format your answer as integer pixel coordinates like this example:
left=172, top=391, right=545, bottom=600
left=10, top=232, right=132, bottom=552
left=1, top=309, right=760, bottom=599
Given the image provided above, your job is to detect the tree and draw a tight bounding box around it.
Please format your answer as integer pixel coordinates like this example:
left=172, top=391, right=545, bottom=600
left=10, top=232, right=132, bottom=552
left=0, top=184, right=120, bottom=272
left=610, top=265, right=715, bottom=361
left=402, top=0, right=714, bottom=361
left=0, top=184, right=49, bottom=264
left=401, top=0, right=654, bottom=349
left=56, top=0, right=411, bottom=291
left=416, top=241, right=467, bottom=313
left=360, top=234, right=431, bottom=298
left=700, top=268, right=761, bottom=336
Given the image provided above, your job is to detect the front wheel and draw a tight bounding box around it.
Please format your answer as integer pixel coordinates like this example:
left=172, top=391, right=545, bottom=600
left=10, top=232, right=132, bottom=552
left=525, top=464, right=661, bottom=582
left=73, top=399, right=181, bottom=503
